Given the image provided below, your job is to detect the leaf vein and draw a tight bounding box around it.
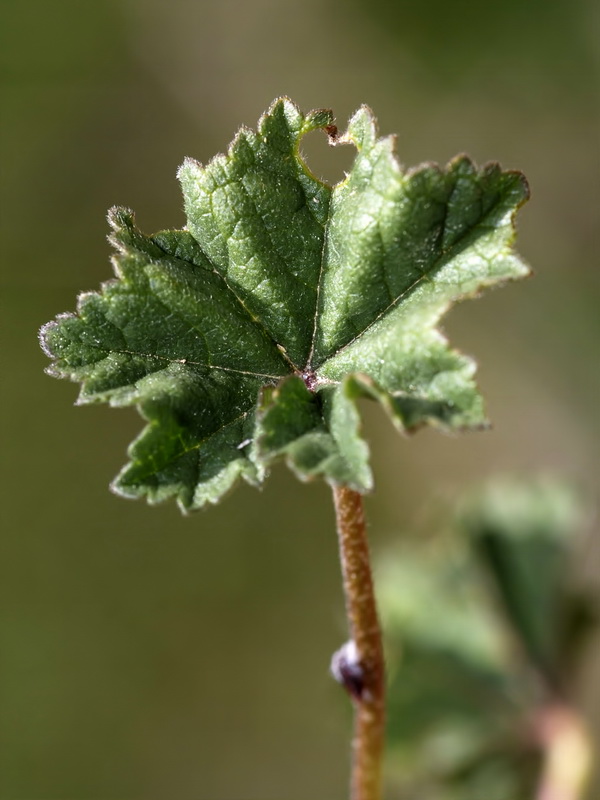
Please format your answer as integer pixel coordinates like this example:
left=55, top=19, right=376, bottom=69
left=148, top=232, right=293, bottom=371
left=316, top=188, right=512, bottom=367
left=307, top=205, right=331, bottom=370
left=205, top=188, right=300, bottom=372
left=81, top=341, right=284, bottom=382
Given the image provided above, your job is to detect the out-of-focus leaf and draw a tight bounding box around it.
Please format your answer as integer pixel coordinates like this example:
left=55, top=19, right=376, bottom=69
left=377, top=536, right=520, bottom=744
left=378, top=476, right=596, bottom=800
left=459, top=477, right=591, bottom=686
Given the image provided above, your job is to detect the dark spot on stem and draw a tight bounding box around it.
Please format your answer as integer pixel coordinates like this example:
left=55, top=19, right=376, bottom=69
left=330, top=640, right=367, bottom=701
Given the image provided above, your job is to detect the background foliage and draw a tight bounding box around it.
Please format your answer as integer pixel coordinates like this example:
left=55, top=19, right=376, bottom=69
left=379, top=476, right=596, bottom=799
left=1, top=0, right=598, bottom=797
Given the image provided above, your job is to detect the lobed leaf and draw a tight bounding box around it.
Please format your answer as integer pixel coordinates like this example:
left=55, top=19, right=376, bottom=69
left=41, top=98, right=530, bottom=510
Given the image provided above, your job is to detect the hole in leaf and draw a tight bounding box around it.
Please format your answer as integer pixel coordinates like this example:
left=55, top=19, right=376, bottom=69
left=299, top=129, right=355, bottom=187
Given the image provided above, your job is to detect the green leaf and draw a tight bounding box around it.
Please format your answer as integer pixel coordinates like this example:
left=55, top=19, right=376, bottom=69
left=40, top=98, right=530, bottom=510
left=458, top=476, right=592, bottom=688
left=376, top=503, right=540, bottom=800
left=377, top=478, right=593, bottom=800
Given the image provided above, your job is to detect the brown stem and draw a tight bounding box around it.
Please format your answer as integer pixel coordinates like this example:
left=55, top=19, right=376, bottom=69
left=332, top=485, right=385, bottom=800
left=534, top=704, right=593, bottom=800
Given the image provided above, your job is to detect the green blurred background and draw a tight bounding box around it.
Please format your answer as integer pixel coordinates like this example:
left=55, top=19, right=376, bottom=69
left=1, top=0, right=598, bottom=797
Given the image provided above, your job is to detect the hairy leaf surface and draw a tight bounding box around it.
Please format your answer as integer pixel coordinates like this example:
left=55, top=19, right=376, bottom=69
left=41, top=99, right=529, bottom=510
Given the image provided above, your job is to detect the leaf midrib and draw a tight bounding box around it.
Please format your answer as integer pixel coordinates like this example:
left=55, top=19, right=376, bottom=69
left=78, top=342, right=285, bottom=384
left=312, top=183, right=513, bottom=372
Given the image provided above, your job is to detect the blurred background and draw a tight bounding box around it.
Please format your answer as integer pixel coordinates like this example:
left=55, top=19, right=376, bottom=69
left=1, top=0, right=598, bottom=797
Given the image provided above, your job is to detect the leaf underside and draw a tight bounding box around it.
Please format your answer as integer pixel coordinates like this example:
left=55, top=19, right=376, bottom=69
left=40, top=98, right=530, bottom=511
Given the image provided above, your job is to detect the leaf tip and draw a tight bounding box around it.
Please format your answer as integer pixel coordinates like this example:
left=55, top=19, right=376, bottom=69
left=509, top=169, right=531, bottom=209
left=39, top=311, right=78, bottom=361
left=109, top=474, right=139, bottom=503
left=303, top=106, right=336, bottom=134
left=257, top=96, right=304, bottom=138
left=446, top=153, right=477, bottom=176
left=107, top=205, right=135, bottom=232
left=342, top=105, right=378, bottom=150
left=265, top=95, right=302, bottom=118
left=38, top=319, right=58, bottom=358
left=176, top=156, right=202, bottom=182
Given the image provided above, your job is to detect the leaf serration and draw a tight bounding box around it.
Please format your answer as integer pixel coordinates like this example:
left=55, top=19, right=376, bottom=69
left=41, top=98, right=530, bottom=511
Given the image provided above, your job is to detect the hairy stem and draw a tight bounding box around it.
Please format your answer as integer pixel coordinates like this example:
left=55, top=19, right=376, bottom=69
left=534, top=704, right=593, bottom=800
left=333, top=485, right=385, bottom=800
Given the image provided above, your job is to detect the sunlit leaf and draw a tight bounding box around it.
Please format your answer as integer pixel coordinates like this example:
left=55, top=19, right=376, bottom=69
left=41, top=99, right=529, bottom=510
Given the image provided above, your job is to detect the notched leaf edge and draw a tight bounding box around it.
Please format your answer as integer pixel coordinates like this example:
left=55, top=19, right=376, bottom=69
left=40, top=97, right=531, bottom=511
